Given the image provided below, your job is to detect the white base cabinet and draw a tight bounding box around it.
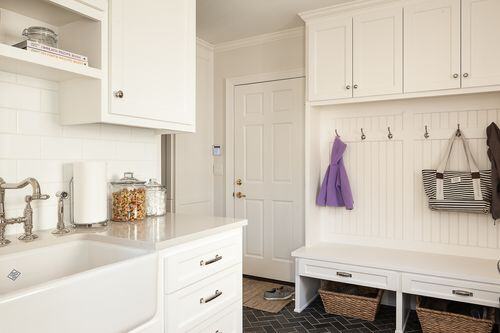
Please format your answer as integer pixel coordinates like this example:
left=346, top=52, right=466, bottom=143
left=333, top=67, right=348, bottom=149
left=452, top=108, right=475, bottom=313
left=161, top=228, right=243, bottom=333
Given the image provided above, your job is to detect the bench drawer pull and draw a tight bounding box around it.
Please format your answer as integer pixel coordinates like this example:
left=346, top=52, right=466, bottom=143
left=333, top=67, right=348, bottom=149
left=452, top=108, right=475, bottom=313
left=336, top=272, right=352, bottom=278
left=453, top=290, right=473, bottom=297
left=200, top=290, right=223, bottom=304
left=200, top=254, right=222, bottom=266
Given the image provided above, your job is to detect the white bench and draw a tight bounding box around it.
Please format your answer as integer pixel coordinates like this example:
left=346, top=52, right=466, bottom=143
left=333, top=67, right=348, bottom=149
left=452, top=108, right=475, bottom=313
left=292, top=243, right=500, bottom=333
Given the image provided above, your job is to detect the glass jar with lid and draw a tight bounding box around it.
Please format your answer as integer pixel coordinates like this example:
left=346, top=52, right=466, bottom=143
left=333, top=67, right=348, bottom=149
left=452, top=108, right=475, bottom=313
left=145, top=179, right=167, bottom=217
left=22, top=26, right=58, bottom=47
left=110, top=172, right=146, bottom=222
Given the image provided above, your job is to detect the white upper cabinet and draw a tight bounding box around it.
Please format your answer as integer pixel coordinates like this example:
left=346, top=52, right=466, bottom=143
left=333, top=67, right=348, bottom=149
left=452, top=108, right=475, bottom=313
left=307, top=17, right=353, bottom=101
left=353, top=7, right=403, bottom=97
left=462, top=0, right=500, bottom=88
left=404, top=0, right=461, bottom=93
left=109, top=0, right=196, bottom=131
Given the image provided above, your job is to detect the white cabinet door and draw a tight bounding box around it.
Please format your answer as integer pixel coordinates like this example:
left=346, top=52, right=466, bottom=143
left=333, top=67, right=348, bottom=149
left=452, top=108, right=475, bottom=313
left=307, top=17, right=353, bottom=101
left=353, top=7, right=403, bottom=97
left=404, top=0, right=461, bottom=93
left=462, top=0, right=500, bottom=88
left=110, top=0, right=195, bottom=131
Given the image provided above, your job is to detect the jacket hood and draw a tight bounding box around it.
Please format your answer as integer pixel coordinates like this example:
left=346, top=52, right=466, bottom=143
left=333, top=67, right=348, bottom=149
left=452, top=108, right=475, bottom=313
left=331, top=136, right=347, bottom=164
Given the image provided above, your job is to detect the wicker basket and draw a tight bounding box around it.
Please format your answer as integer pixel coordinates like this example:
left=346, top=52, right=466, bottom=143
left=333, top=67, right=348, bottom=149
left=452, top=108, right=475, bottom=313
left=416, top=297, right=495, bottom=333
left=318, top=281, right=383, bottom=321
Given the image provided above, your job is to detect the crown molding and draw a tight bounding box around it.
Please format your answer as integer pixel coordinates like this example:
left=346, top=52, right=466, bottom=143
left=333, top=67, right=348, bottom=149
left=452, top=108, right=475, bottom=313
left=214, top=27, right=304, bottom=53
left=196, top=38, right=215, bottom=51
left=299, top=0, right=401, bottom=21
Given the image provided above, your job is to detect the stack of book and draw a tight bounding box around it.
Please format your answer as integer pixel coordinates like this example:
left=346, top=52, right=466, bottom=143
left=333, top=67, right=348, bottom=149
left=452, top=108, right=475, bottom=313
left=13, top=40, right=88, bottom=66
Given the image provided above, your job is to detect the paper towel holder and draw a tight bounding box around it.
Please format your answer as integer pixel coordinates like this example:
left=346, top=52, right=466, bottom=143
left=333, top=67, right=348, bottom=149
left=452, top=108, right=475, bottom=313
left=69, top=177, right=108, bottom=228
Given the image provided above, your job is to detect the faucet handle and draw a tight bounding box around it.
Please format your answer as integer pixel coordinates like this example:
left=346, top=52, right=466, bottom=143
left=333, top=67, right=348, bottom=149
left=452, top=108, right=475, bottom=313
left=25, top=194, right=50, bottom=202
left=52, top=191, right=70, bottom=236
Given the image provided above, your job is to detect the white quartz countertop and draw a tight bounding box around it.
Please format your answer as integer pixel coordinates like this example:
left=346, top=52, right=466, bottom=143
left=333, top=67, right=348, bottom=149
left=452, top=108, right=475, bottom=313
left=0, top=213, right=247, bottom=255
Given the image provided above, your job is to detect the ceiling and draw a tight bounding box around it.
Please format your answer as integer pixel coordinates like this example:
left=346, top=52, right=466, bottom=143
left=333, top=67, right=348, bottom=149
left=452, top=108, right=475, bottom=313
left=197, top=0, right=353, bottom=44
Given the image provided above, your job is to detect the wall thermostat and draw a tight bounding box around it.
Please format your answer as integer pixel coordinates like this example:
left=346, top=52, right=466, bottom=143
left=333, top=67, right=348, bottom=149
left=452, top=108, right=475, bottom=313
left=212, top=145, right=222, bottom=156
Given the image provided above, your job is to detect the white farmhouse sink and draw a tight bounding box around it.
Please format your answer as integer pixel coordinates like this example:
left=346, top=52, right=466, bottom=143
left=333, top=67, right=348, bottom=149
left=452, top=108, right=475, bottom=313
left=0, top=239, right=158, bottom=333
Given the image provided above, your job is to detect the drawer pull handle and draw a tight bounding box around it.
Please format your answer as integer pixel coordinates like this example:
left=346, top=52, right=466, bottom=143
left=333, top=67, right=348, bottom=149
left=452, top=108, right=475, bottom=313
left=453, top=290, right=473, bottom=297
left=336, top=272, right=352, bottom=278
left=200, top=290, right=223, bottom=304
left=200, top=254, right=222, bottom=266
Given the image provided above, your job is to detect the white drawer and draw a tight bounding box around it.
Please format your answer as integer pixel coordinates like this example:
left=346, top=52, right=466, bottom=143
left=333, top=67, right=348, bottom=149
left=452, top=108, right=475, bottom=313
left=163, top=229, right=242, bottom=293
left=191, top=300, right=243, bottom=333
left=298, top=258, right=399, bottom=291
left=165, top=264, right=243, bottom=332
left=402, top=273, right=500, bottom=308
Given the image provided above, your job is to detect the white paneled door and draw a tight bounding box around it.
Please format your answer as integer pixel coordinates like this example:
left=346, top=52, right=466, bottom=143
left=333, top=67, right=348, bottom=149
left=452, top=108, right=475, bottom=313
left=233, top=78, right=305, bottom=282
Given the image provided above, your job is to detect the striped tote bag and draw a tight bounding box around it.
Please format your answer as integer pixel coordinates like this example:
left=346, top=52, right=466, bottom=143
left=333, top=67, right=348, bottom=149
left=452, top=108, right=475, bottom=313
left=422, top=130, right=492, bottom=214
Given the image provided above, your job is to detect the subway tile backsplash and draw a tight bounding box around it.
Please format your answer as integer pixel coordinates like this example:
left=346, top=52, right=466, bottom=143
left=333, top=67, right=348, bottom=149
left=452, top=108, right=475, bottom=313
left=0, top=71, right=159, bottom=235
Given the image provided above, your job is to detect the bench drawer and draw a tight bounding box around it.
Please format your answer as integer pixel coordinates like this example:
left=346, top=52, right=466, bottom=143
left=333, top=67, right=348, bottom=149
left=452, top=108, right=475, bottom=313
left=402, top=273, right=500, bottom=308
left=165, top=264, right=242, bottom=332
left=298, top=258, right=399, bottom=291
left=163, top=229, right=242, bottom=293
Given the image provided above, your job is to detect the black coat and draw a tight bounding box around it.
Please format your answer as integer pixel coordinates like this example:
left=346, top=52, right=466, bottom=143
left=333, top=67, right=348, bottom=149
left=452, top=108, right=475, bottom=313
left=486, top=122, right=500, bottom=220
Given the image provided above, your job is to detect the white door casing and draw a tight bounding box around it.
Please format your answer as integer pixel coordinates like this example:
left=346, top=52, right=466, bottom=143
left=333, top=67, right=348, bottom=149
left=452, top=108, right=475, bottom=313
left=462, top=0, right=500, bottom=88
left=353, top=6, right=403, bottom=97
left=307, top=17, right=353, bottom=101
left=404, top=0, right=461, bottom=93
left=233, top=78, right=305, bottom=282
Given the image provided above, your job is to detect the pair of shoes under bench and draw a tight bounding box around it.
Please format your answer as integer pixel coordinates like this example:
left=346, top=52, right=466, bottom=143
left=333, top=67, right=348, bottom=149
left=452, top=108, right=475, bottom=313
left=264, top=286, right=294, bottom=301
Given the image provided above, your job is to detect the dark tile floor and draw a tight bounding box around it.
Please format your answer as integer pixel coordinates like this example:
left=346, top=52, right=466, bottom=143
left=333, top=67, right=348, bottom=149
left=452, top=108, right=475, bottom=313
left=243, top=297, right=423, bottom=333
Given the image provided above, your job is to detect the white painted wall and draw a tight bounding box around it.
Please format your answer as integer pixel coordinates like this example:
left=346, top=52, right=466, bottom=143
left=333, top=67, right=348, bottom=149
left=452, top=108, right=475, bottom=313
left=174, top=40, right=214, bottom=215
left=308, top=92, right=500, bottom=259
left=213, top=31, right=305, bottom=216
left=0, top=71, right=159, bottom=235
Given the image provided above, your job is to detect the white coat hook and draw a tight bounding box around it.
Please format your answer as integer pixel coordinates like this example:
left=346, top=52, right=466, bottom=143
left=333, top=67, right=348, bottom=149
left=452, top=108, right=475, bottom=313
left=387, top=127, right=393, bottom=140
left=424, top=125, right=430, bottom=139
left=360, top=128, right=366, bottom=141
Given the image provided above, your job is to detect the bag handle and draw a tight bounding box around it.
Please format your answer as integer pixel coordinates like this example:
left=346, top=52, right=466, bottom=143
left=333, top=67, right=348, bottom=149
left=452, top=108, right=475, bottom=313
left=436, top=130, right=483, bottom=200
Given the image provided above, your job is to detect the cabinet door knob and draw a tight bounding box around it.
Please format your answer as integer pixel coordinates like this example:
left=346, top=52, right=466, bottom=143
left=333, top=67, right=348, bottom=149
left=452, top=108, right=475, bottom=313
left=114, top=90, right=124, bottom=98
left=353, top=84, right=359, bottom=89
left=453, top=73, right=459, bottom=79
left=463, top=73, right=469, bottom=78
left=346, top=85, right=351, bottom=90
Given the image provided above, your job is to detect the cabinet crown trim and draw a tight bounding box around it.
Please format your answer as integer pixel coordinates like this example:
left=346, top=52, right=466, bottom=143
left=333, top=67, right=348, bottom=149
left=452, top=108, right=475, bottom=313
left=300, top=0, right=400, bottom=21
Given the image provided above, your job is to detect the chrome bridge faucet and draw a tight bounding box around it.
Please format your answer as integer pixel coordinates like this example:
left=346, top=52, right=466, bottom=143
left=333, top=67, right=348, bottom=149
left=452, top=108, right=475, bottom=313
left=0, top=177, right=50, bottom=246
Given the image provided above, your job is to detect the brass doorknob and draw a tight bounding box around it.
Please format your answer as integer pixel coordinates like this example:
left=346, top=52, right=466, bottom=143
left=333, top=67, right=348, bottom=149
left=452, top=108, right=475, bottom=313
left=235, top=192, right=246, bottom=199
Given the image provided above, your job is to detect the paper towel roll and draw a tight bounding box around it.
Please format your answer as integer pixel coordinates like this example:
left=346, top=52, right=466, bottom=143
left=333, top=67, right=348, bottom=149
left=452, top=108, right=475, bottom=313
left=72, top=162, right=108, bottom=225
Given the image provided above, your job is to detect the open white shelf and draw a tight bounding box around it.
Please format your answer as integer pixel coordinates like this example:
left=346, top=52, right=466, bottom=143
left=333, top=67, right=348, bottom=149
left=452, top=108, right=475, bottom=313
left=0, top=43, right=102, bottom=81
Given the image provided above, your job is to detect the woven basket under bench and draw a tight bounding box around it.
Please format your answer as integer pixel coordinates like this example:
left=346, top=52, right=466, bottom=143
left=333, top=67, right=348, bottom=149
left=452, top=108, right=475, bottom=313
left=416, top=296, right=495, bottom=333
left=318, top=281, right=383, bottom=321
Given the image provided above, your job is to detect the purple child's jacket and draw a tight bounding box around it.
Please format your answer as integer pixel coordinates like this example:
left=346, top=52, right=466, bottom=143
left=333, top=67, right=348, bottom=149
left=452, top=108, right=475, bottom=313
left=316, top=137, right=354, bottom=209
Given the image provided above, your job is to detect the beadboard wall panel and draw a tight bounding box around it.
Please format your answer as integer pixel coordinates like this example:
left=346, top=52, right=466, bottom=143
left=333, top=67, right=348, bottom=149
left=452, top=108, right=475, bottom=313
left=309, top=92, right=500, bottom=258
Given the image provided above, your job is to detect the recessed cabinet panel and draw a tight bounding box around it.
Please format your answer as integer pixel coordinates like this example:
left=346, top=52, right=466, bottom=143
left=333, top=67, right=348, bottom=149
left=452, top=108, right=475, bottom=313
left=353, top=7, right=403, bottom=97
left=462, top=0, right=500, bottom=88
left=110, top=0, right=195, bottom=129
left=404, top=0, right=461, bottom=93
left=308, top=18, right=353, bottom=101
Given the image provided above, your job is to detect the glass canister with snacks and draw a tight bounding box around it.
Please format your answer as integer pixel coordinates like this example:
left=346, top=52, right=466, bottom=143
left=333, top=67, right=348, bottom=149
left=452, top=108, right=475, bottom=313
left=145, top=179, right=167, bottom=217
left=110, top=172, right=146, bottom=222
